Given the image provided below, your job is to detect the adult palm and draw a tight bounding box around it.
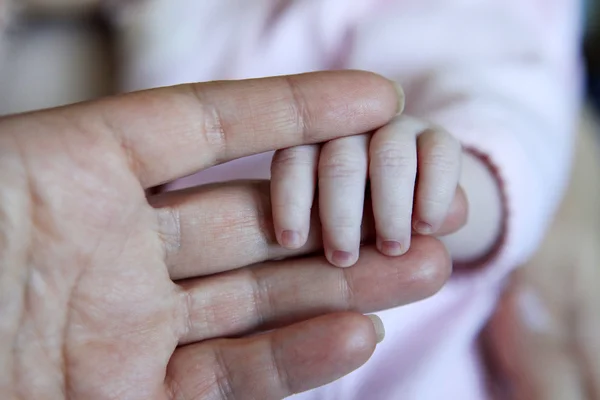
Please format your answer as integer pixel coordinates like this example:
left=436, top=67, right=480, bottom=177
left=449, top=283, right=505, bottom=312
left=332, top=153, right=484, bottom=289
left=0, top=72, right=459, bottom=400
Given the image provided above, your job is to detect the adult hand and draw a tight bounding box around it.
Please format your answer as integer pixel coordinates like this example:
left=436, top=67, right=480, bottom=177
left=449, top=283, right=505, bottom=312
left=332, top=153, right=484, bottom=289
left=482, top=111, right=600, bottom=400
left=0, top=71, right=465, bottom=400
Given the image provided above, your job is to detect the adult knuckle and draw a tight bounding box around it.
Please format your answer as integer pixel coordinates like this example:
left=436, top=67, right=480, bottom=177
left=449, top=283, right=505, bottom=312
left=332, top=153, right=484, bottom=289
left=283, top=76, right=313, bottom=143
left=268, top=336, right=294, bottom=396
left=189, top=84, right=228, bottom=162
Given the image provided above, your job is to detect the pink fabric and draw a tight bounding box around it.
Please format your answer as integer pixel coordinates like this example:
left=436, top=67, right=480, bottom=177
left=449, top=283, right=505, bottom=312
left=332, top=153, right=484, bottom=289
left=113, top=0, right=582, bottom=398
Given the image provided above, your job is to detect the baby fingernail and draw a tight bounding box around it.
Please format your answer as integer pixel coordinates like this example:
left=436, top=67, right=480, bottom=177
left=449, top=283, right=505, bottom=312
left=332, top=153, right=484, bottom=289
left=380, top=240, right=404, bottom=256
left=281, top=230, right=301, bottom=248
left=366, top=314, right=385, bottom=343
left=414, top=221, right=433, bottom=234
left=394, top=82, right=405, bottom=115
left=332, top=250, right=354, bottom=267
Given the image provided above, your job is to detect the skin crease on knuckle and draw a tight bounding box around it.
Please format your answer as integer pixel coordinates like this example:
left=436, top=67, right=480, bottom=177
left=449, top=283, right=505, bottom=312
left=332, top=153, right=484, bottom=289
left=319, top=152, right=366, bottom=180
left=370, top=142, right=415, bottom=171
left=271, top=146, right=317, bottom=171
left=419, top=130, right=461, bottom=172
left=421, top=147, right=461, bottom=176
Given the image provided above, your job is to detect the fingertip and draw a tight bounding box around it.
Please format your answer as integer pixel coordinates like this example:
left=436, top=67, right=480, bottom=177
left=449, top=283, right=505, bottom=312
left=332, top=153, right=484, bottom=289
left=393, top=81, right=405, bottom=115
left=277, top=312, right=378, bottom=393
left=280, top=230, right=305, bottom=249
left=366, top=314, right=386, bottom=344
left=407, top=236, right=452, bottom=297
left=376, top=238, right=408, bottom=257
left=328, top=249, right=358, bottom=268
left=413, top=221, right=434, bottom=235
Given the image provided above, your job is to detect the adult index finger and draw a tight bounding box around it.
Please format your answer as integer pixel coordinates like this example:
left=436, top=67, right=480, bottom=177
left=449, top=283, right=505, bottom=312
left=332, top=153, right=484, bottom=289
left=23, top=71, right=402, bottom=188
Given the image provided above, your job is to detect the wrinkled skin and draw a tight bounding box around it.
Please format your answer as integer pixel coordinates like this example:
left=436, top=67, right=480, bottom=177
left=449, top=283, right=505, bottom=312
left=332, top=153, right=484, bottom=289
left=0, top=72, right=465, bottom=400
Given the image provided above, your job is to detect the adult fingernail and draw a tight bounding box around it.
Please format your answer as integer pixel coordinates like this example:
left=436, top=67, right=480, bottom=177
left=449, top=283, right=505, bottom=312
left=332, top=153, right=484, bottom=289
left=394, top=82, right=405, bottom=115
left=332, top=250, right=354, bottom=267
left=367, top=314, right=385, bottom=343
left=281, top=230, right=301, bottom=248
left=516, top=287, right=555, bottom=334
left=414, top=221, right=433, bottom=235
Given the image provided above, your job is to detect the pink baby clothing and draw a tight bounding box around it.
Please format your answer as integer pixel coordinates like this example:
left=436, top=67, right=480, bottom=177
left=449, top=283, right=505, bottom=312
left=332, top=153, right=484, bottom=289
left=112, top=0, right=583, bottom=398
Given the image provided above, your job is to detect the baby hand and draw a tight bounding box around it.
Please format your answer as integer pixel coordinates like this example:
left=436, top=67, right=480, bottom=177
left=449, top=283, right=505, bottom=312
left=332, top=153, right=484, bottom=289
left=270, top=115, right=462, bottom=267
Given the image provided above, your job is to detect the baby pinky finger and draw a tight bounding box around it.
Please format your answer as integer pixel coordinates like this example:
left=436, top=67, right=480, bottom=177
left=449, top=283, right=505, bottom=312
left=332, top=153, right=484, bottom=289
left=414, top=128, right=462, bottom=235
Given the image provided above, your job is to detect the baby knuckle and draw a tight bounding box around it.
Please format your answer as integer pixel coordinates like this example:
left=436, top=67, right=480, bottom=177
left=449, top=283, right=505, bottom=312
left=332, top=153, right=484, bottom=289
left=319, top=153, right=365, bottom=178
left=272, top=147, right=314, bottom=169
left=329, top=215, right=359, bottom=230
left=371, top=143, right=414, bottom=169
left=422, top=149, right=459, bottom=172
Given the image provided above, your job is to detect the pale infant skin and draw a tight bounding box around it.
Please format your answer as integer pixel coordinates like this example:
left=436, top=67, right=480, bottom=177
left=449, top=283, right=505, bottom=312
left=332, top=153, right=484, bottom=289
left=269, top=111, right=501, bottom=269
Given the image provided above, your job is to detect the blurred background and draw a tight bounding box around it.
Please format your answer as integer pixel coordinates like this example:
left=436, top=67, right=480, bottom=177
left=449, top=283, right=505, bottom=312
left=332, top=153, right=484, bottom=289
left=0, top=1, right=599, bottom=398
left=0, top=1, right=599, bottom=116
